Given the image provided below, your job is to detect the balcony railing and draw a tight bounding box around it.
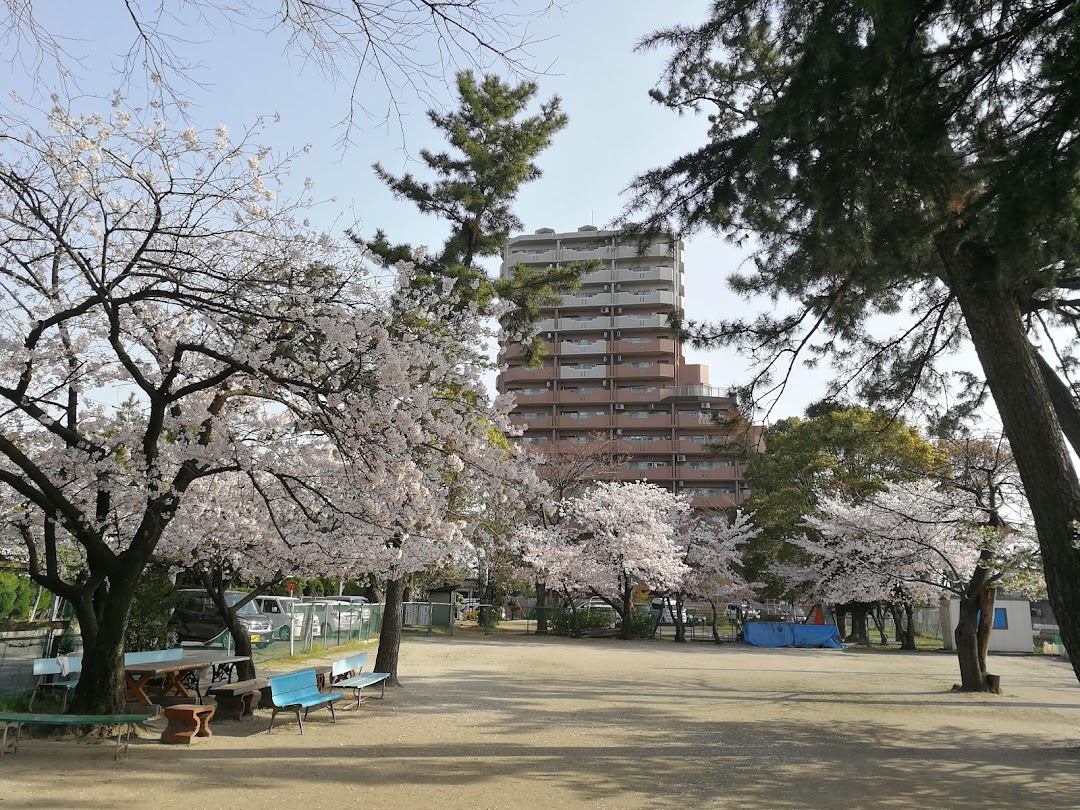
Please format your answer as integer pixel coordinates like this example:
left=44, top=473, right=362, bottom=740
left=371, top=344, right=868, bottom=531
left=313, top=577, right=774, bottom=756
left=613, top=338, right=676, bottom=355
left=559, top=366, right=609, bottom=379
left=613, top=291, right=677, bottom=307
left=502, top=366, right=554, bottom=383
left=615, top=413, right=672, bottom=428
left=675, top=467, right=740, bottom=482
left=613, top=364, right=677, bottom=380
left=559, top=340, right=607, bottom=355
left=559, top=316, right=611, bottom=330
left=614, top=314, right=670, bottom=329
left=557, top=389, right=612, bottom=404
left=556, top=415, right=610, bottom=429
left=615, top=266, right=677, bottom=283
left=559, top=292, right=614, bottom=308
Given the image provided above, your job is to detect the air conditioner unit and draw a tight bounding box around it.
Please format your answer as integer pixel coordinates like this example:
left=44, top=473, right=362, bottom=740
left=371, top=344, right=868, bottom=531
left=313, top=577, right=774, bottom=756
left=703, top=402, right=711, bottom=409
left=545, top=381, right=552, bottom=388
left=615, top=428, right=623, bottom=435
left=601, top=307, right=609, bottom=313
left=617, top=355, right=622, bottom=361
left=603, top=331, right=609, bottom=338
left=616, top=331, right=622, bottom=338
left=614, top=404, right=625, bottom=410
left=677, top=455, right=687, bottom=462
left=546, top=332, right=553, bottom=339
left=617, top=307, right=624, bottom=314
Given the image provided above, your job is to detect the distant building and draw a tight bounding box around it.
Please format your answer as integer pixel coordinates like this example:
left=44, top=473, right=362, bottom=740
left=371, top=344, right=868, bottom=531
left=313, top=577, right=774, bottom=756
left=497, top=225, right=763, bottom=508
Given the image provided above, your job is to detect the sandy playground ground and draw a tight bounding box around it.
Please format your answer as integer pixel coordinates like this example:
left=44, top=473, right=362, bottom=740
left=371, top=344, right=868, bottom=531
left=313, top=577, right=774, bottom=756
left=0, top=630, right=1078, bottom=809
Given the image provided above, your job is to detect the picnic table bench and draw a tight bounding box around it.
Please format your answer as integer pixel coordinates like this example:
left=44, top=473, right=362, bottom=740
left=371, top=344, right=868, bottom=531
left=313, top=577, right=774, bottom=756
left=29, top=657, right=82, bottom=711
left=207, top=678, right=269, bottom=720
left=330, top=652, right=390, bottom=708
left=0, top=711, right=155, bottom=761
left=266, top=670, right=344, bottom=734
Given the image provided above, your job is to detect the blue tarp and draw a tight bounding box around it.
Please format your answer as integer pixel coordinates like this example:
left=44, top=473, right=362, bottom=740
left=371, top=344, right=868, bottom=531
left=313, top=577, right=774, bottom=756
left=743, top=622, right=844, bottom=649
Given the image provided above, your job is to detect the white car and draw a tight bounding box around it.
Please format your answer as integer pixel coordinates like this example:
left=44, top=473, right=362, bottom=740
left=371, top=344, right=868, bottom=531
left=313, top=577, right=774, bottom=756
left=255, top=595, right=322, bottom=641
left=302, top=597, right=366, bottom=633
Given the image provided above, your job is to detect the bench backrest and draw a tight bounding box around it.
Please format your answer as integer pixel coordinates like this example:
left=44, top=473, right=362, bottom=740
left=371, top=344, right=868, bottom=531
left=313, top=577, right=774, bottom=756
left=268, top=669, right=319, bottom=704
left=32, top=656, right=83, bottom=677
left=124, top=648, right=183, bottom=666
left=330, top=652, right=368, bottom=679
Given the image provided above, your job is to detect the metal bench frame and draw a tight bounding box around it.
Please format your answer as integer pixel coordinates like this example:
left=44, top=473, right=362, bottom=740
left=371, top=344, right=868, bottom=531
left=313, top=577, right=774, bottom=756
left=266, top=670, right=344, bottom=734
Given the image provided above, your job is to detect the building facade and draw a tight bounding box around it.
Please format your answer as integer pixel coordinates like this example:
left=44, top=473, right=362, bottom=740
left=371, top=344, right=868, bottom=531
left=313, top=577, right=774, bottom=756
left=497, top=225, right=763, bottom=509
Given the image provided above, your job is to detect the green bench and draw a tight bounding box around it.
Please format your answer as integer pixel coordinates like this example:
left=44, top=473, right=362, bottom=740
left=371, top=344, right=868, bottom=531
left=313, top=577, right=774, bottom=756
left=0, top=711, right=155, bottom=761
left=266, top=670, right=344, bottom=734
left=329, top=652, right=390, bottom=708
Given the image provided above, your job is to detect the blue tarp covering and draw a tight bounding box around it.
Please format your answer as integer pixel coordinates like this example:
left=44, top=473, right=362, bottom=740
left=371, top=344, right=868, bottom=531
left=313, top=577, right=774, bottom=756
left=743, top=622, right=844, bottom=649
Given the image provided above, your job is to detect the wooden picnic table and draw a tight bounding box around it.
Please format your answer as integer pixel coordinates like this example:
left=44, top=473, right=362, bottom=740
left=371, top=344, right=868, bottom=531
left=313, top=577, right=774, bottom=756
left=124, top=661, right=212, bottom=706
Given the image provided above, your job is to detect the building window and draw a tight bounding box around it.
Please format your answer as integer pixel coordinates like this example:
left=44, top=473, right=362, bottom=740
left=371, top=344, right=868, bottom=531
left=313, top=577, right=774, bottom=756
left=993, top=608, right=1008, bottom=629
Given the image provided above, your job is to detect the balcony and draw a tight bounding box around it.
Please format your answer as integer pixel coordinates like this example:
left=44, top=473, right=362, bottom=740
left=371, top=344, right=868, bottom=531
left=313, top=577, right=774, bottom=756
left=560, top=365, right=609, bottom=379
left=616, top=413, right=672, bottom=428
left=613, top=338, right=676, bottom=356
left=511, top=416, right=553, bottom=429
left=537, top=318, right=557, bottom=332
left=559, top=316, right=611, bottom=331
left=614, top=291, right=677, bottom=308
left=612, top=243, right=672, bottom=260
left=617, top=463, right=674, bottom=481
left=613, top=364, right=677, bottom=381
left=559, top=340, right=607, bottom=355
left=675, top=467, right=739, bottom=482
left=616, top=387, right=676, bottom=403
left=507, top=389, right=554, bottom=404
left=580, top=269, right=614, bottom=284
left=507, top=248, right=558, bottom=264
left=502, top=366, right=554, bottom=383
left=559, top=292, right=614, bottom=308
left=615, top=266, right=677, bottom=283
left=615, top=314, right=670, bottom=330
left=617, top=438, right=672, bottom=453
left=688, top=493, right=740, bottom=509
left=558, top=389, right=612, bottom=404
left=561, top=246, right=610, bottom=261
left=676, top=413, right=721, bottom=428
left=557, top=415, right=610, bottom=429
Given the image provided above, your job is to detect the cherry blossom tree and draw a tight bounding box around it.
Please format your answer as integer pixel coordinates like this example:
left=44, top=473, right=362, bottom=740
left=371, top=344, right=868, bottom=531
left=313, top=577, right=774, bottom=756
left=668, top=510, right=759, bottom=643
left=0, top=96, right=522, bottom=712
left=519, top=481, right=691, bottom=640
left=797, top=481, right=1041, bottom=692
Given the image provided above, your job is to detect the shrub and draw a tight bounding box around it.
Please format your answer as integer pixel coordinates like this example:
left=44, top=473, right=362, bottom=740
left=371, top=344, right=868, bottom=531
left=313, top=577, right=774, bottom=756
left=627, top=610, right=657, bottom=639
left=0, top=571, right=36, bottom=620
left=125, top=565, right=180, bottom=651
left=547, top=607, right=617, bottom=636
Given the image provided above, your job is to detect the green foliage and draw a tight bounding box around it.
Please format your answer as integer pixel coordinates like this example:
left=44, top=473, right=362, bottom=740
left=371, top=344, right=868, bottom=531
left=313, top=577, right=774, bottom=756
left=364, top=70, right=593, bottom=365
left=546, top=607, right=617, bottom=636
left=743, top=405, right=945, bottom=587
left=626, top=609, right=658, bottom=640
left=124, top=565, right=179, bottom=652
left=0, top=571, right=36, bottom=620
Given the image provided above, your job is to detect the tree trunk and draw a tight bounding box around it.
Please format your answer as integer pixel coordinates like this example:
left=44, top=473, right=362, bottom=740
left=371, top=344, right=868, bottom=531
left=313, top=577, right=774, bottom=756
left=954, top=593, right=998, bottom=692
left=834, top=605, right=847, bottom=640
left=671, top=595, right=687, bottom=643
left=620, top=587, right=635, bottom=640
left=871, top=603, right=889, bottom=646
left=902, top=603, right=917, bottom=651
left=708, top=599, right=722, bottom=643
left=945, top=240, right=1080, bottom=684
left=534, top=581, right=549, bottom=635
left=846, top=605, right=869, bottom=645
left=977, top=587, right=996, bottom=675
left=375, top=577, right=404, bottom=686
left=68, top=582, right=133, bottom=714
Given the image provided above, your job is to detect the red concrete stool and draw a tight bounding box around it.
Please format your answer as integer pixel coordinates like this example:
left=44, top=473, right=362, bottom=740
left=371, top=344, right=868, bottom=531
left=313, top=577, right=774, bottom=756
left=161, top=703, right=215, bottom=744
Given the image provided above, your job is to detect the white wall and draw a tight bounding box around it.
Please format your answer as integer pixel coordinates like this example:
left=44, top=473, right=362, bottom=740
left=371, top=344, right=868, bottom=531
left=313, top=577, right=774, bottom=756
left=939, top=597, right=1033, bottom=653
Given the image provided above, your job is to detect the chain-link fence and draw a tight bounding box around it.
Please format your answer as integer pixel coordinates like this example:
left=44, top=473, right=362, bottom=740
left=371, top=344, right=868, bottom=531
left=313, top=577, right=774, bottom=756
left=0, top=623, right=74, bottom=696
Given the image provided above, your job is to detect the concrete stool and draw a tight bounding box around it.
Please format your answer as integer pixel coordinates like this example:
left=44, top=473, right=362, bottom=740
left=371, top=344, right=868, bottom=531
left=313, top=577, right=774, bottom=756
left=161, top=703, right=215, bottom=744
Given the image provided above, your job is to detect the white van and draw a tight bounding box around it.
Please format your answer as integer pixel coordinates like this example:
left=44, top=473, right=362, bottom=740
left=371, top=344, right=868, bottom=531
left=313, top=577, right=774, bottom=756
left=254, top=595, right=322, bottom=641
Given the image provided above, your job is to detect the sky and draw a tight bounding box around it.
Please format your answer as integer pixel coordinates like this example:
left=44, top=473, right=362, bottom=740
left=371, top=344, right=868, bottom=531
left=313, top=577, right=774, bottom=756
left=4, top=0, right=827, bottom=421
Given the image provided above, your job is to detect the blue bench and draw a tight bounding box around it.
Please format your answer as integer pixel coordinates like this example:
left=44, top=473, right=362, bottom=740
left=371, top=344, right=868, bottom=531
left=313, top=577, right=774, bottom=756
left=124, top=648, right=183, bottom=666
left=266, top=669, right=344, bottom=734
left=330, top=652, right=390, bottom=708
left=0, top=711, right=155, bottom=761
left=29, top=656, right=83, bottom=711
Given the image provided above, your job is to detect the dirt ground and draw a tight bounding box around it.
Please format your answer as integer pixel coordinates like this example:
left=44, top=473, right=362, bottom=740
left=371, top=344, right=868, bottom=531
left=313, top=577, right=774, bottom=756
left=1, top=631, right=1078, bottom=809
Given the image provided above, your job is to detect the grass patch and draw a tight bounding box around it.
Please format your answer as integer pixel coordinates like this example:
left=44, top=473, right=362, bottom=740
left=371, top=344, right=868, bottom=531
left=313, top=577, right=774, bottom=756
left=0, top=694, right=33, bottom=712
left=257, top=637, right=378, bottom=669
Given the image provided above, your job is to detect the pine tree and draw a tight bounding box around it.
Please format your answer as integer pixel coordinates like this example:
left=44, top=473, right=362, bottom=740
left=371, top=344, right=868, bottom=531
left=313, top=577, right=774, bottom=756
left=624, top=0, right=1080, bottom=686
left=365, top=71, right=594, bottom=362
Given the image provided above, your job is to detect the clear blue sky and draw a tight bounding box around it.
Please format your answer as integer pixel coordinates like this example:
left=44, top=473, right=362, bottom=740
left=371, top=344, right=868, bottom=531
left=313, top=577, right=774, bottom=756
left=7, top=0, right=826, bottom=420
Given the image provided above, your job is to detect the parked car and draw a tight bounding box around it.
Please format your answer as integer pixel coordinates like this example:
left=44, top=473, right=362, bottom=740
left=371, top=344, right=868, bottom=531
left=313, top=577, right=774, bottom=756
left=301, top=597, right=365, bottom=633
left=171, top=589, right=275, bottom=647
left=255, top=595, right=322, bottom=641
left=572, top=597, right=616, bottom=614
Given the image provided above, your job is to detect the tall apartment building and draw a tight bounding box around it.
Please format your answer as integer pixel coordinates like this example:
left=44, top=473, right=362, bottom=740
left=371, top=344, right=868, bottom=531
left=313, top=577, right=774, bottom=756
left=497, top=225, right=763, bottom=509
